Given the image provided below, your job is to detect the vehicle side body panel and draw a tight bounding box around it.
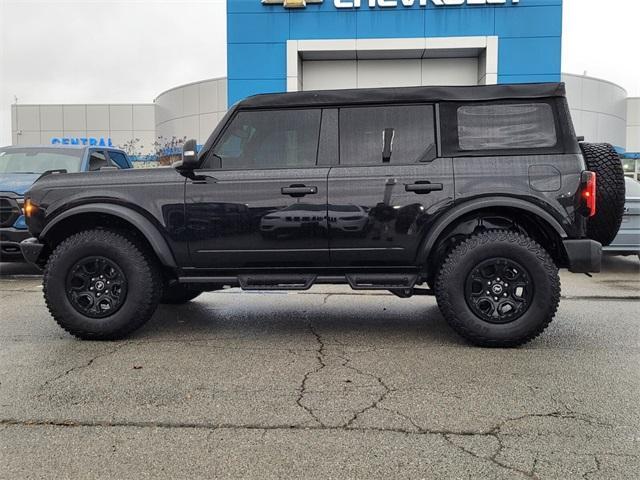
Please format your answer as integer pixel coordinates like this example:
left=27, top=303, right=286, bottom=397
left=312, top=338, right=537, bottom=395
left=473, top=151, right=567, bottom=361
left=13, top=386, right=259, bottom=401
left=25, top=168, right=188, bottom=265
left=328, top=161, right=454, bottom=266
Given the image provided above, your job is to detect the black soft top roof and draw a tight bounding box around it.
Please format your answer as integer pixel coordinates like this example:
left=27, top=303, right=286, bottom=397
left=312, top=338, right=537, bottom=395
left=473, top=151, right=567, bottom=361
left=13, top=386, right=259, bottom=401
left=238, top=83, right=566, bottom=109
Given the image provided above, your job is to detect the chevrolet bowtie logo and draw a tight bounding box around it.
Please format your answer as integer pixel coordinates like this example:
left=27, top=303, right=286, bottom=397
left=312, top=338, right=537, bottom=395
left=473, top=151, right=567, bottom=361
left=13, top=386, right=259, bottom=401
left=262, top=0, right=323, bottom=8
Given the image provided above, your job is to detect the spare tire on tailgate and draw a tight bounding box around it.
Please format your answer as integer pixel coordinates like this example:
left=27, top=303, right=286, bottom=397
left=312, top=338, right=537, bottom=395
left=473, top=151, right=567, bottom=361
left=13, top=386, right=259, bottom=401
left=579, top=143, right=626, bottom=246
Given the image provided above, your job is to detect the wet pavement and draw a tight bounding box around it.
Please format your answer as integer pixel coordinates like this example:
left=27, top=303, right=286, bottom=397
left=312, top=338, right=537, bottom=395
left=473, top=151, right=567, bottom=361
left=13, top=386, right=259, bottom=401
left=0, top=256, right=638, bottom=479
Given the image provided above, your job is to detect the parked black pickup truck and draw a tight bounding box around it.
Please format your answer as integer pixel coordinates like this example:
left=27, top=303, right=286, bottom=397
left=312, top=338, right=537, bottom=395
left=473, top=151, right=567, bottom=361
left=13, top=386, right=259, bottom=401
left=20, top=83, right=625, bottom=346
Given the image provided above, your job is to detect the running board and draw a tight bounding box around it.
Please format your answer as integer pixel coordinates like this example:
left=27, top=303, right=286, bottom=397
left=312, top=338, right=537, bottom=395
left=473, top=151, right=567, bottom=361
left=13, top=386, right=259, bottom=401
left=178, top=272, right=421, bottom=292
left=346, top=273, right=418, bottom=290
left=237, top=274, right=316, bottom=291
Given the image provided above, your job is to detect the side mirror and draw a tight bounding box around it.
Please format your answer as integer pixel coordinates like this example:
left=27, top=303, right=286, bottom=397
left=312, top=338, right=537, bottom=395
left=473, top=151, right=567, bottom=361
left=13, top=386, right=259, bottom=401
left=176, top=139, right=199, bottom=170
left=382, top=128, right=395, bottom=163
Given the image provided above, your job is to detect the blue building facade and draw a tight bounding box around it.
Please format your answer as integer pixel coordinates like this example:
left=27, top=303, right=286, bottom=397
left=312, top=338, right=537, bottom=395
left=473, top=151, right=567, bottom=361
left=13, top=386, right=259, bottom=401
left=227, top=0, right=562, bottom=106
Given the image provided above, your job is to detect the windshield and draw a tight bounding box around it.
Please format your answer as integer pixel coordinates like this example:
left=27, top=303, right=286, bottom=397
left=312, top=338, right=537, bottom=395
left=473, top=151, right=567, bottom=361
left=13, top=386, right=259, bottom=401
left=0, top=148, right=84, bottom=174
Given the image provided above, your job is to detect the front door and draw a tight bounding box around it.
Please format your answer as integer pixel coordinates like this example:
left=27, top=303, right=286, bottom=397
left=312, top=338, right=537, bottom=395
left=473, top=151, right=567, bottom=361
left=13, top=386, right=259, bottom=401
left=186, top=108, right=330, bottom=269
left=328, top=104, right=454, bottom=267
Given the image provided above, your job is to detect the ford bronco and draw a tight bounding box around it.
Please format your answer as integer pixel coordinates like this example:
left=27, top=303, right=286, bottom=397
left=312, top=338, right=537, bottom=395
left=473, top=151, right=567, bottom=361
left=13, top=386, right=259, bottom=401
left=19, top=83, right=625, bottom=346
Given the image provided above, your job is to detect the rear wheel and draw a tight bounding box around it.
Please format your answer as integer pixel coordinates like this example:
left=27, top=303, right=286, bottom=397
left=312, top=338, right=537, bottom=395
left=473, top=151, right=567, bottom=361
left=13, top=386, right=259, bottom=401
left=43, top=229, right=162, bottom=340
left=435, top=230, right=560, bottom=347
left=580, top=143, right=626, bottom=246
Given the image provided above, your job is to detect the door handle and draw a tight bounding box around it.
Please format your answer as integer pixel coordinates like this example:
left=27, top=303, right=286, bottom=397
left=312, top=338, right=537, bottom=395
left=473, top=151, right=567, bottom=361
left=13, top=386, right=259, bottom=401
left=405, top=182, right=443, bottom=194
left=281, top=185, right=318, bottom=197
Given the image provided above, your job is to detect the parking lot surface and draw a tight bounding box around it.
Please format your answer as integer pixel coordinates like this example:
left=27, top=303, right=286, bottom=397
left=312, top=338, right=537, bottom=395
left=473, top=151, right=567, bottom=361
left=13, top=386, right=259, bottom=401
left=0, top=257, right=639, bottom=479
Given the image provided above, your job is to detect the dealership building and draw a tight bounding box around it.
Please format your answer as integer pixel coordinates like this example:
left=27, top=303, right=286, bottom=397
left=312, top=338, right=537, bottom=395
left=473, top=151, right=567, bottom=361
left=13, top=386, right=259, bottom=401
left=9, top=0, right=640, bottom=178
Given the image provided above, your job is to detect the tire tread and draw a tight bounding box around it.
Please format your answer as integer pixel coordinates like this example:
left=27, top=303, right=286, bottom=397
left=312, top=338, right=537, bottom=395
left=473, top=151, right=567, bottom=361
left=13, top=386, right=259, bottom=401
left=43, top=229, right=162, bottom=340
left=435, top=230, right=560, bottom=347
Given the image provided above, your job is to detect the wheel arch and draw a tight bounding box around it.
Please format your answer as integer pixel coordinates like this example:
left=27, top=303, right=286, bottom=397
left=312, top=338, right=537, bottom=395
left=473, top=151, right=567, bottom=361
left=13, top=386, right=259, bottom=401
left=418, top=197, right=569, bottom=278
left=40, top=204, right=177, bottom=268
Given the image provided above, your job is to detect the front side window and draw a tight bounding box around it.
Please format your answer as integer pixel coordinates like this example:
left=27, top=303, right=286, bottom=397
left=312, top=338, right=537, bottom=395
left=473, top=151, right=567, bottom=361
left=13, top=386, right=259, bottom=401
left=339, top=105, right=436, bottom=166
left=212, top=109, right=321, bottom=169
left=457, top=103, right=557, bottom=151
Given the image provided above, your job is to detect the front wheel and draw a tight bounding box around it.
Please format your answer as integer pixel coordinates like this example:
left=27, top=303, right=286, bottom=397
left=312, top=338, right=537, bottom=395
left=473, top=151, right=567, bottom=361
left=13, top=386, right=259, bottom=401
left=43, top=230, right=162, bottom=340
left=434, top=230, right=560, bottom=347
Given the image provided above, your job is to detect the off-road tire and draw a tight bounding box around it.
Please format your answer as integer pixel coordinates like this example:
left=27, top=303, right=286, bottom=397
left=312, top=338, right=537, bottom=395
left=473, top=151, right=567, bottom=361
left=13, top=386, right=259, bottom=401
left=435, top=230, right=560, bottom=347
left=160, top=284, right=203, bottom=304
left=580, top=143, right=625, bottom=246
left=43, top=229, right=162, bottom=340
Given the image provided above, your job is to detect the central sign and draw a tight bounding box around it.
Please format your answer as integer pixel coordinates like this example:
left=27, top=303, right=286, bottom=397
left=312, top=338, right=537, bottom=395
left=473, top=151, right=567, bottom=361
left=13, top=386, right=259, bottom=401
left=262, top=0, right=519, bottom=8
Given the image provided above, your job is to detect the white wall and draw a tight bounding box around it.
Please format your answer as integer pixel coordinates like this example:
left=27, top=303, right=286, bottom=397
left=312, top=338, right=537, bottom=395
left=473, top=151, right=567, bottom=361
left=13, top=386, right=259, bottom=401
left=154, top=77, right=228, bottom=146
left=562, top=73, right=627, bottom=149
left=301, top=57, right=479, bottom=91
left=10, top=104, right=156, bottom=154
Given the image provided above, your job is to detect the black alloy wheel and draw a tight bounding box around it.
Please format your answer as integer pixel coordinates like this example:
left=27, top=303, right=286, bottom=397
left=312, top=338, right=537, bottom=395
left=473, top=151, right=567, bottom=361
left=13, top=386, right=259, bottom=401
left=464, top=258, right=533, bottom=324
left=66, top=256, right=128, bottom=318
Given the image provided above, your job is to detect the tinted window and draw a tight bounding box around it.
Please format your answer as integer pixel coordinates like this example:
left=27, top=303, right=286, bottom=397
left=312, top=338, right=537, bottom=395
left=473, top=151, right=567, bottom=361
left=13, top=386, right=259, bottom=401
left=457, top=103, right=557, bottom=151
left=108, top=151, right=129, bottom=168
left=88, top=150, right=110, bottom=171
left=212, top=109, right=321, bottom=169
left=339, top=105, right=435, bottom=166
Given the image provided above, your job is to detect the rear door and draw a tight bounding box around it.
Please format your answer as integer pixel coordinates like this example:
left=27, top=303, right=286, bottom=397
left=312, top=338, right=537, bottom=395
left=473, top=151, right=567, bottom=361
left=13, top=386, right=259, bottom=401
left=328, top=104, right=454, bottom=266
left=185, top=108, right=331, bottom=269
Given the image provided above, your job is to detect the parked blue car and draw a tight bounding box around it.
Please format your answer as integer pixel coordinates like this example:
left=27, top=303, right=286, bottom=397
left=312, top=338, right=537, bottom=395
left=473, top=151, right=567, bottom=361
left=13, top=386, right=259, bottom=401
left=0, top=145, right=133, bottom=262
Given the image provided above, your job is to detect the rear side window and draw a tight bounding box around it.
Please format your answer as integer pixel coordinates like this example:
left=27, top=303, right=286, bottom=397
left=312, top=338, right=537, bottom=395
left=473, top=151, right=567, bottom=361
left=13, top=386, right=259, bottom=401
left=457, top=103, right=557, bottom=151
left=339, top=105, right=436, bottom=166
left=211, top=109, right=321, bottom=170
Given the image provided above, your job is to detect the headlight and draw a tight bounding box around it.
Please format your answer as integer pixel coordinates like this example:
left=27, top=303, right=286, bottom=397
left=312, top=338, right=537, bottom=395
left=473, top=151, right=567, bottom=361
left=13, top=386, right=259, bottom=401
left=24, top=198, right=38, bottom=217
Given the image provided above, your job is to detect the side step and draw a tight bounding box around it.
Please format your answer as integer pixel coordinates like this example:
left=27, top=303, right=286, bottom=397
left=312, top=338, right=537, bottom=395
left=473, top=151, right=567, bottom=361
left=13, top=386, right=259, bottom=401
left=346, top=273, right=418, bottom=290
left=237, top=274, right=316, bottom=291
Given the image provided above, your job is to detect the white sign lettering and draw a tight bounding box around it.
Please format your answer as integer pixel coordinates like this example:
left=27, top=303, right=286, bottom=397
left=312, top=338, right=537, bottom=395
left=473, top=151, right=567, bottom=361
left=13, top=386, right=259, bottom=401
left=334, top=0, right=519, bottom=8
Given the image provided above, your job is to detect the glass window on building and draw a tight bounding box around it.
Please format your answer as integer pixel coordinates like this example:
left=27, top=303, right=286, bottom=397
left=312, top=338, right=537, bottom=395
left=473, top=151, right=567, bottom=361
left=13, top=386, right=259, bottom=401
left=622, top=157, right=640, bottom=182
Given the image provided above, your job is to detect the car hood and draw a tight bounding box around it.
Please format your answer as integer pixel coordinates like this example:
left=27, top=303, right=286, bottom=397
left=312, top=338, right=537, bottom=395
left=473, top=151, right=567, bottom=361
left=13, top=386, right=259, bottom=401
left=0, top=173, right=41, bottom=196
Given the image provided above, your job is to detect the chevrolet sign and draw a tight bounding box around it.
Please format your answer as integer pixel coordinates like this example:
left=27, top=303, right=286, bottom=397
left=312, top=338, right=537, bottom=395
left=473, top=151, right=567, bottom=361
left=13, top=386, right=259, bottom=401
left=263, top=0, right=519, bottom=8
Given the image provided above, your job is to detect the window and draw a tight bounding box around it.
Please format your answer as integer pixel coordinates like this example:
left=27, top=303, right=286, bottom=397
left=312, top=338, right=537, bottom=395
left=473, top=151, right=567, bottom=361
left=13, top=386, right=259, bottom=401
left=88, top=150, right=110, bottom=171
left=339, top=105, right=435, bottom=166
left=211, top=109, right=321, bottom=169
left=108, top=151, right=129, bottom=169
left=457, top=103, right=557, bottom=151
left=0, top=148, right=83, bottom=173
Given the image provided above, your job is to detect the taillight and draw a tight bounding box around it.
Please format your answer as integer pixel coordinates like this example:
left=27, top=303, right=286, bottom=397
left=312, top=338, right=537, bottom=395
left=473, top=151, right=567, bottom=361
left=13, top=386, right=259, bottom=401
left=579, top=171, right=597, bottom=218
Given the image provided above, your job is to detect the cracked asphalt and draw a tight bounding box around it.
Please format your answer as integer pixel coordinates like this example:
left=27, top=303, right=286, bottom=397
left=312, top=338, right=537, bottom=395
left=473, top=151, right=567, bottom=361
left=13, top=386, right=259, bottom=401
left=0, top=256, right=639, bottom=479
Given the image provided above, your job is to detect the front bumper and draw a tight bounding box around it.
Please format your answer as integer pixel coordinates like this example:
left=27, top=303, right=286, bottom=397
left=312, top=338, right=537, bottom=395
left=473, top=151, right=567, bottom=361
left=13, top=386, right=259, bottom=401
left=563, top=239, right=602, bottom=273
left=0, top=227, right=30, bottom=262
left=19, top=237, right=45, bottom=266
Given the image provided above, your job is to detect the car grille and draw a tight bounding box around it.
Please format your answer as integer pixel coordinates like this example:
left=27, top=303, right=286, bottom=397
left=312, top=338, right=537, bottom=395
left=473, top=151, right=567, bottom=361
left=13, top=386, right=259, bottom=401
left=0, top=197, right=21, bottom=227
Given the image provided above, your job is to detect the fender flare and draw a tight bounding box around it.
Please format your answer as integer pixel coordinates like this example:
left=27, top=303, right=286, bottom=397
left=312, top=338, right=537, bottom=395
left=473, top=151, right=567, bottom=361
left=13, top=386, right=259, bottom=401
left=41, top=203, right=177, bottom=268
left=416, top=197, right=568, bottom=265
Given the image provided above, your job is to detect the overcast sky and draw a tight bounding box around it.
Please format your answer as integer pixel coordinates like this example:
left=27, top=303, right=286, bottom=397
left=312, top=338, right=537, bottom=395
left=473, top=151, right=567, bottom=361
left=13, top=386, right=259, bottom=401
left=1, top=0, right=639, bottom=146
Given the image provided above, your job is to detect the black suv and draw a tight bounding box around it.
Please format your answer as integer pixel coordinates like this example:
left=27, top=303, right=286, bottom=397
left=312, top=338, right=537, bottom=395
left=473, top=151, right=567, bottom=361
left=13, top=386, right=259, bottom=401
left=20, top=83, right=625, bottom=347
